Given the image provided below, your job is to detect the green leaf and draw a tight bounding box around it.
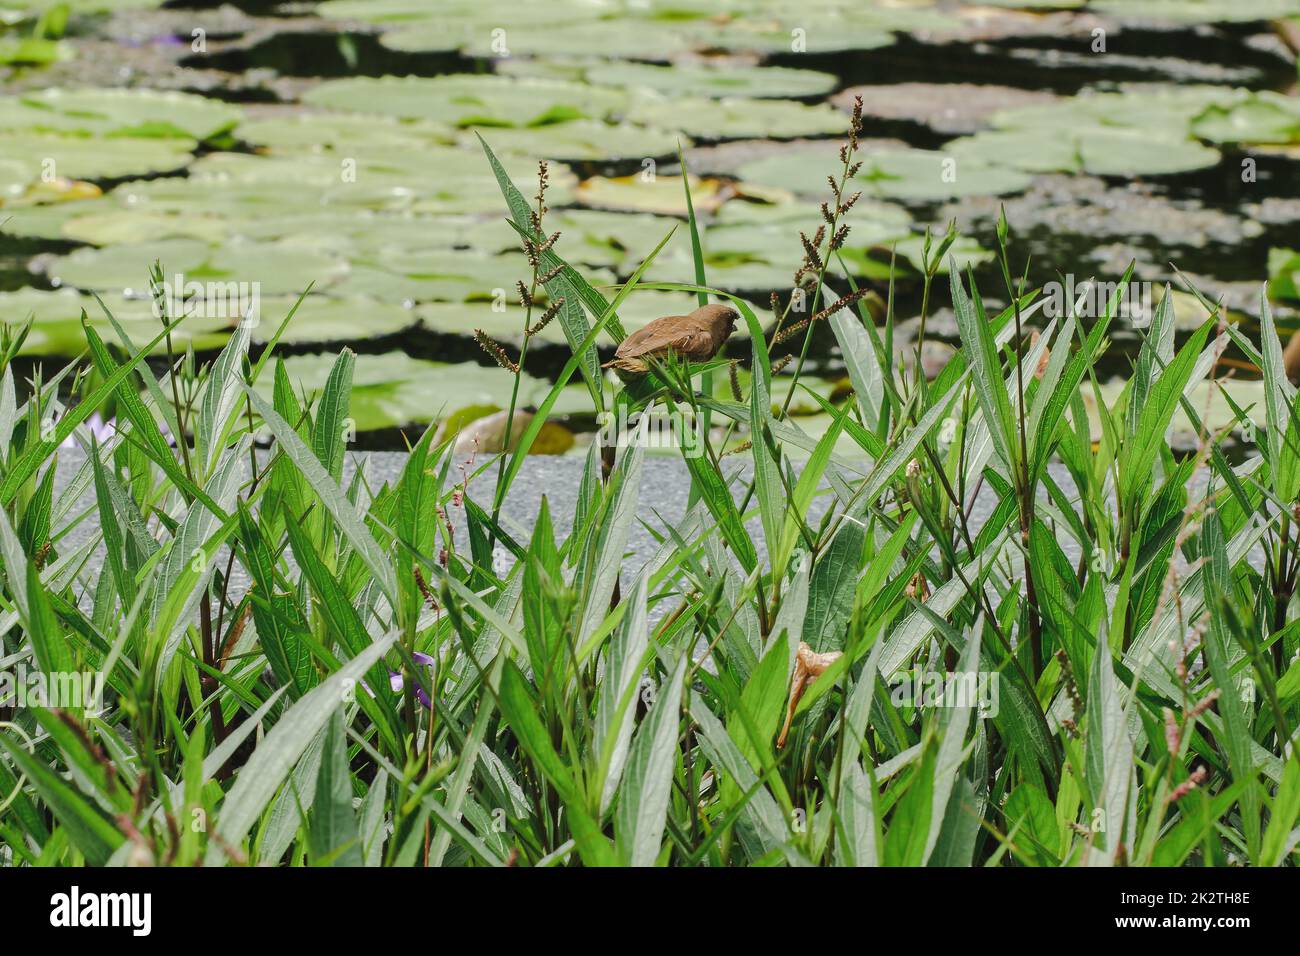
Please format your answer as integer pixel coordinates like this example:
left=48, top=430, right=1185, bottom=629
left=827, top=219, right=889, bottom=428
left=0, top=312, right=186, bottom=506
left=311, top=348, right=356, bottom=482
left=950, top=265, right=1018, bottom=474
left=206, top=631, right=396, bottom=865
left=617, top=653, right=687, bottom=866
left=242, top=382, right=398, bottom=605
left=309, top=711, right=362, bottom=867
left=1084, top=641, right=1135, bottom=864
left=0, top=734, right=124, bottom=866
left=594, top=575, right=650, bottom=814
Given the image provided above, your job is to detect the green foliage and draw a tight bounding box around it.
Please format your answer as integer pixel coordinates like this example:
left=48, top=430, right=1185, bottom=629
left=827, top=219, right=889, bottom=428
left=0, top=141, right=1298, bottom=869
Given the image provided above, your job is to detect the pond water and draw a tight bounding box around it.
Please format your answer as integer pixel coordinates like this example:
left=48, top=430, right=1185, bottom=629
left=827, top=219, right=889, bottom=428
left=2, top=0, right=1299, bottom=449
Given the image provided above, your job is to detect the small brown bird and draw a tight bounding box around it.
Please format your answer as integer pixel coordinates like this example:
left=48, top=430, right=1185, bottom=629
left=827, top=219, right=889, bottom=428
left=602, top=303, right=739, bottom=377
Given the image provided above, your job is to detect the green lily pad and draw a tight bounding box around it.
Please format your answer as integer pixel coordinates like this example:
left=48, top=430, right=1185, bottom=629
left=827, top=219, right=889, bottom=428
left=255, top=351, right=555, bottom=433
left=0, top=88, right=240, bottom=141
left=1, top=134, right=193, bottom=195
left=335, top=253, right=614, bottom=304
left=1089, top=0, right=1300, bottom=23
left=0, top=197, right=91, bottom=239
left=50, top=192, right=521, bottom=256
left=737, top=146, right=1035, bottom=202
left=713, top=196, right=911, bottom=230
left=318, top=0, right=593, bottom=54
left=840, top=234, right=992, bottom=278
left=252, top=295, right=421, bottom=345
left=585, top=61, right=837, bottom=100
left=30, top=290, right=417, bottom=356
left=183, top=149, right=576, bottom=216
left=454, top=120, right=682, bottom=161
left=992, top=86, right=1239, bottom=137
left=943, top=85, right=1234, bottom=177
left=950, top=126, right=1221, bottom=177
left=1193, top=93, right=1300, bottom=146
left=627, top=94, right=849, bottom=140
left=303, top=74, right=627, bottom=129
left=43, top=239, right=347, bottom=297
left=0, top=288, right=233, bottom=356
left=514, top=209, right=687, bottom=271
left=0, top=36, right=70, bottom=65
left=334, top=0, right=922, bottom=58
left=575, top=174, right=733, bottom=215
left=862, top=149, right=1036, bottom=202
left=238, top=112, right=456, bottom=152
left=642, top=209, right=918, bottom=292
left=385, top=17, right=690, bottom=59
left=11, top=0, right=165, bottom=9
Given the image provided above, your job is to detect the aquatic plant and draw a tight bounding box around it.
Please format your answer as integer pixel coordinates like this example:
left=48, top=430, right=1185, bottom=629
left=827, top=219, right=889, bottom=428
left=0, top=128, right=1298, bottom=869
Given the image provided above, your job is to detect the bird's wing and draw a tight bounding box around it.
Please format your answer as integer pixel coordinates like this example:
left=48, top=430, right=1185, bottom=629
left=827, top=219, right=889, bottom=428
left=615, top=318, right=695, bottom=359
left=640, top=332, right=701, bottom=363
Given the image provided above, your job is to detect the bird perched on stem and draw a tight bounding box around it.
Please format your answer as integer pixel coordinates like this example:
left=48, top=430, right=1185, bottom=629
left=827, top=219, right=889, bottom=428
left=603, top=303, right=739, bottom=378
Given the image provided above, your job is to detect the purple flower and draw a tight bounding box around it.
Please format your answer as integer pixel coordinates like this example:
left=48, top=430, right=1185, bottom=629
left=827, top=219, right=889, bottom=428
left=386, top=652, right=436, bottom=709
left=60, top=412, right=116, bottom=448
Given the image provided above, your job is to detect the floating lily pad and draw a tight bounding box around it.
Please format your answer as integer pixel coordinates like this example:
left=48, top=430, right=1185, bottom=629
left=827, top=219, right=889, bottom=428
left=993, top=86, right=1240, bottom=138
left=318, top=0, right=596, bottom=54
left=575, top=174, right=733, bottom=215
left=840, top=233, right=993, bottom=278
left=50, top=192, right=521, bottom=255
left=255, top=351, right=555, bottom=433
left=43, top=239, right=347, bottom=297
left=1088, top=0, right=1300, bottom=23
left=454, top=120, right=682, bottom=162
left=303, top=75, right=627, bottom=129
left=248, top=295, right=420, bottom=345
left=737, top=146, right=1035, bottom=202
left=1193, top=93, right=1300, bottom=146
left=0, top=88, right=240, bottom=141
left=950, top=127, right=1221, bottom=177
left=238, top=112, right=456, bottom=152
left=0, top=195, right=101, bottom=239
left=864, top=150, right=1036, bottom=202
left=12, top=0, right=166, bottom=9
left=386, top=18, right=690, bottom=59
left=0, top=288, right=233, bottom=356
left=344, top=0, right=950, bottom=58
left=0, top=36, right=70, bottom=65
left=57, top=207, right=230, bottom=245
left=1, top=134, right=193, bottom=195
left=184, top=149, right=576, bottom=216
left=585, top=62, right=837, bottom=100
left=1, top=292, right=409, bottom=356
left=335, top=252, right=615, bottom=305
left=627, top=95, right=849, bottom=140
left=713, top=197, right=911, bottom=231
left=535, top=209, right=687, bottom=270
left=939, top=86, right=1239, bottom=178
